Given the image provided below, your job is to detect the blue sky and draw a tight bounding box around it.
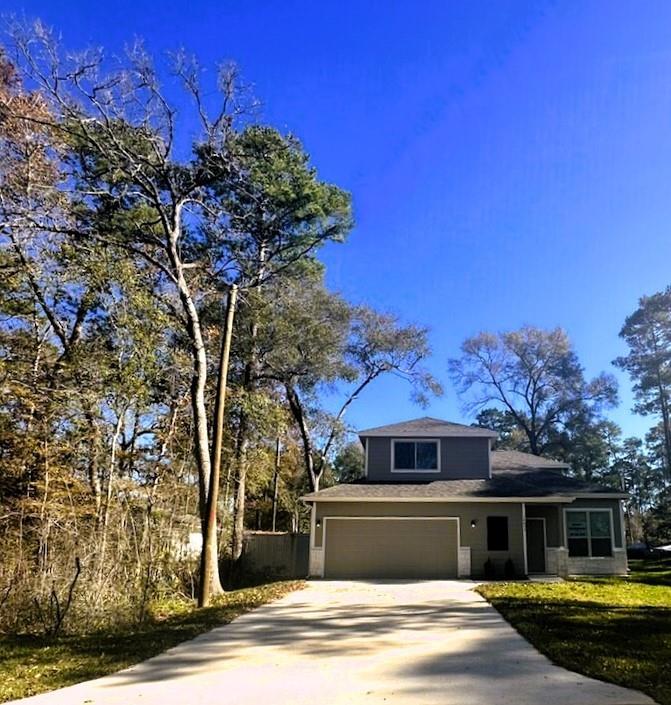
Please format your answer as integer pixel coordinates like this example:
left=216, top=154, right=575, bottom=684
left=7, top=1, right=671, bottom=439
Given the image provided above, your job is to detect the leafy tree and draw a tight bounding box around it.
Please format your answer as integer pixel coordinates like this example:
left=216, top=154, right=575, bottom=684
left=333, top=442, right=365, bottom=483
left=259, top=274, right=441, bottom=490
left=554, top=415, right=621, bottom=483
left=202, top=125, right=352, bottom=564
left=644, top=487, right=671, bottom=545
left=473, top=408, right=527, bottom=450
left=5, top=25, right=352, bottom=604
left=614, top=287, right=671, bottom=480
left=449, top=326, right=618, bottom=455
left=609, top=436, right=660, bottom=542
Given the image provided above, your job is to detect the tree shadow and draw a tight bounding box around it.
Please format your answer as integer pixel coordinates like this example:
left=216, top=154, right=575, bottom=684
left=487, top=594, right=671, bottom=705
left=94, top=592, right=502, bottom=686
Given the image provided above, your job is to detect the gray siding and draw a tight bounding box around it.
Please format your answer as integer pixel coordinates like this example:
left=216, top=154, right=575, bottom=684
left=365, top=436, right=490, bottom=481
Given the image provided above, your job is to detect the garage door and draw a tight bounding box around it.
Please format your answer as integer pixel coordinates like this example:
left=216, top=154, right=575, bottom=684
left=323, top=518, right=458, bottom=578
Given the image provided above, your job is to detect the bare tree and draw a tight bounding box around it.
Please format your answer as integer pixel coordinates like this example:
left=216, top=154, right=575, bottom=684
left=5, top=25, right=254, bottom=598
left=449, top=326, right=618, bottom=455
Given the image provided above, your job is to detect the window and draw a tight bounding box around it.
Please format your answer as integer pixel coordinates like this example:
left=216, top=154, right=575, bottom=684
left=392, top=440, right=439, bottom=472
left=487, top=516, right=509, bottom=551
left=566, top=510, right=613, bottom=558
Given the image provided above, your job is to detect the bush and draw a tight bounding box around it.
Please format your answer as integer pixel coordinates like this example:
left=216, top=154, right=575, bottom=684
left=504, top=558, right=516, bottom=579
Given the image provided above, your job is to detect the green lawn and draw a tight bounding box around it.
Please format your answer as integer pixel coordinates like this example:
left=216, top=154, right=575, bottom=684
left=477, top=559, right=671, bottom=705
left=0, top=581, right=304, bottom=704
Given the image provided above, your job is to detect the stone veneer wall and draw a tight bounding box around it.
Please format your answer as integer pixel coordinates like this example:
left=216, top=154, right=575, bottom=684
left=567, top=549, right=627, bottom=576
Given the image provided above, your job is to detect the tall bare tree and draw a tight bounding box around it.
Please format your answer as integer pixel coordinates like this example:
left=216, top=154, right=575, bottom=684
left=449, top=326, right=618, bottom=455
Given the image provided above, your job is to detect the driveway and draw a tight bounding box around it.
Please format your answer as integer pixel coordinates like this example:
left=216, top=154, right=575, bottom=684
left=11, top=581, right=654, bottom=705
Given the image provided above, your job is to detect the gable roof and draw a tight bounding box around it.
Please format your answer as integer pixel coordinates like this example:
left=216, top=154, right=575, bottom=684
left=302, top=449, right=624, bottom=502
left=358, top=416, right=498, bottom=439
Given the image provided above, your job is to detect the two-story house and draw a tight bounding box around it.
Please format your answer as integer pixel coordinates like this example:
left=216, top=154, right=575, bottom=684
left=302, top=417, right=628, bottom=579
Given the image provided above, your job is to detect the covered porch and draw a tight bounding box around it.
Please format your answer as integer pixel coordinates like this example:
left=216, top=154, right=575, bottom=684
left=523, top=500, right=628, bottom=577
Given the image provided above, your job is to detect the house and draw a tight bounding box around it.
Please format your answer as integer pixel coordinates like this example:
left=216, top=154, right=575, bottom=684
left=302, top=417, right=628, bottom=579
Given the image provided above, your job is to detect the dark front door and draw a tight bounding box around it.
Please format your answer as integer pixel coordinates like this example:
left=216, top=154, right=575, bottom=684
left=526, top=518, right=546, bottom=573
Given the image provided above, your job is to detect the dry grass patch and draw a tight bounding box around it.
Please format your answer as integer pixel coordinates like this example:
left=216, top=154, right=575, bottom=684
left=0, top=580, right=304, bottom=703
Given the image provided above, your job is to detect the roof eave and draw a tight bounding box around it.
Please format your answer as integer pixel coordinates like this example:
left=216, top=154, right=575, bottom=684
left=358, top=430, right=498, bottom=439
left=300, top=494, right=578, bottom=503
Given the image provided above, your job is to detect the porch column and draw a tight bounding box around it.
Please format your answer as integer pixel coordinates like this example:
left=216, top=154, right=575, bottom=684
left=558, top=504, right=566, bottom=546
left=554, top=504, right=569, bottom=577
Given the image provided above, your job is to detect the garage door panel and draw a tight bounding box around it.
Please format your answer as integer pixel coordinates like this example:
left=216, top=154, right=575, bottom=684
left=324, top=518, right=458, bottom=578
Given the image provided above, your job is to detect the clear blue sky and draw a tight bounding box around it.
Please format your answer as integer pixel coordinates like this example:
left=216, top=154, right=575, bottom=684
left=8, top=1, right=671, bottom=439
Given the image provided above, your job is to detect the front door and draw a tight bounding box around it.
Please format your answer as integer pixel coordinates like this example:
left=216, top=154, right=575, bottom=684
left=526, top=518, right=546, bottom=573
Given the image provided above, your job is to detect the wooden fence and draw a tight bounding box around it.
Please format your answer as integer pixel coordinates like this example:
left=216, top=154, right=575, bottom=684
left=241, top=531, right=310, bottom=578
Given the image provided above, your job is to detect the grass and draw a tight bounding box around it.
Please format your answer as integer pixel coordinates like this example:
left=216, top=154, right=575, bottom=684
left=0, top=580, right=304, bottom=704
left=477, top=559, right=671, bottom=705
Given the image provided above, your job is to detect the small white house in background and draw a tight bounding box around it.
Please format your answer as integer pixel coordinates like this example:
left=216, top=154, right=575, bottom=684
left=171, top=530, right=203, bottom=559
left=302, top=417, right=629, bottom=580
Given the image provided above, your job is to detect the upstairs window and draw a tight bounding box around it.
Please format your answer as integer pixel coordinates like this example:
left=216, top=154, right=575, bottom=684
left=566, top=510, right=613, bottom=557
left=392, top=440, right=439, bottom=472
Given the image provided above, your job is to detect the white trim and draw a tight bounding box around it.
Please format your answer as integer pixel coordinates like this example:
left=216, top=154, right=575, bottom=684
left=391, top=438, right=441, bottom=473
left=309, top=503, right=317, bottom=549
left=324, top=516, right=460, bottom=523
left=304, top=495, right=576, bottom=504
left=526, top=516, right=547, bottom=574
left=364, top=438, right=369, bottom=478
left=563, top=507, right=615, bottom=558
left=619, top=500, right=627, bottom=548
left=571, top=493, right=628, bottom=499
left=308, top=503, right=323, bottom=577
left=322, top=516, right=463, bottom=578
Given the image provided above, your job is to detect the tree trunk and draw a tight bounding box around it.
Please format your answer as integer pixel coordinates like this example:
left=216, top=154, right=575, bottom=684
left=199, top=285, right=237, bottom=607
left=230, top=305, right=262, bottom=563
left=99, top=414, right=123, bottom=575
left=168, top=219, right=224, bottom=600
left=285, top=383, right=319, bottom=491
left=231, top=424, right=249, bottom=562
left=271, top=437, right=280, bottom=532
left=657, top=375, right=671, bottom=481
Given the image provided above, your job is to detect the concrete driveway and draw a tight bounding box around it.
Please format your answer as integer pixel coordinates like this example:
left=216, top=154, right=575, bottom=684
left=11, top=580, right=654, bottom=705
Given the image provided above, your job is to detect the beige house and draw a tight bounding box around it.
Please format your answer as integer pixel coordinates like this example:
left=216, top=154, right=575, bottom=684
left=302, top=417, right=628, bottom=579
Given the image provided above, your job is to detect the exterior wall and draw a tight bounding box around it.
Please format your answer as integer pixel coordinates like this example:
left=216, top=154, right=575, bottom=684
left=568, top=552, right=627, bottom=575
left=312, top=501, right=524, bottom=578
left=546, top=547, right=569, bottom=576
left=365, top=436, right=490, bottom=481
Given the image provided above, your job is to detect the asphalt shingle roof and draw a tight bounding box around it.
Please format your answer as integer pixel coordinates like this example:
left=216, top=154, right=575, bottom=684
left=302, top=449, right=625, bottom=501
left=358, top=416, right=498, bottom=438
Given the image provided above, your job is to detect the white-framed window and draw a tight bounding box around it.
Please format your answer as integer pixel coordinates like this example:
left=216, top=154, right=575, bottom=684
left=391, top=439, right=440, bottom=473
left=565, top=509, right=613, bottom=557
